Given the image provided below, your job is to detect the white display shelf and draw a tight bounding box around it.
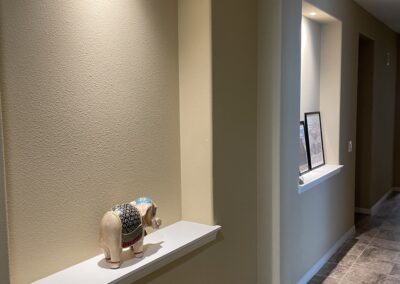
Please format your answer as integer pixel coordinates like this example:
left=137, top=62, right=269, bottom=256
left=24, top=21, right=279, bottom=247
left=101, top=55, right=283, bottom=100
left=298, top=164, right=343, bottom=194
left=34, top=221, right=221, bottom=284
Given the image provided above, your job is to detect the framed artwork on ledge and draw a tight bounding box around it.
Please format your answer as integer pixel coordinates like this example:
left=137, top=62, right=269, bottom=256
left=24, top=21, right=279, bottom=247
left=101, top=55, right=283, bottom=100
left=299, top=121, right=310, bottom=175
left=305, top=112, right=325, bottom=170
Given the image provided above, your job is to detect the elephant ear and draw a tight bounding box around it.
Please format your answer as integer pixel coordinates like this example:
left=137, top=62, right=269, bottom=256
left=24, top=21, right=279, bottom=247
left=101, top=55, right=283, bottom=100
left=144, top=204, right=157, bottom=225
left=133, top=202, right=150, bottom=218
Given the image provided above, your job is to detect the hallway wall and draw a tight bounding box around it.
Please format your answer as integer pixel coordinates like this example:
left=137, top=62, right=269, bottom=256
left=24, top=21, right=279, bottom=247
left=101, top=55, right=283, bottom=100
left=0, top=0, right=259, bottom=283
left=280, top=0, right=397, bottom=283
left=136, top=0, right=259, bottom=283
left=1, top=1, right=182, bottom=282
left=394, top=35, right=400, bottom=188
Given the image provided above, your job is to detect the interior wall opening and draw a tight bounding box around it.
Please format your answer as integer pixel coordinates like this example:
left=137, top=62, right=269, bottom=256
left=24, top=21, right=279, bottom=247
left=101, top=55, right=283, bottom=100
left=355, top=34, right=375, bottom=214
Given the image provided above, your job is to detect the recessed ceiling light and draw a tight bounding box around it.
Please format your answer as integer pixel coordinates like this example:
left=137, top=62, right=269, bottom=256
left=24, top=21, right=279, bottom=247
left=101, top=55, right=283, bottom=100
left=309, top=12, right=317, bottom=16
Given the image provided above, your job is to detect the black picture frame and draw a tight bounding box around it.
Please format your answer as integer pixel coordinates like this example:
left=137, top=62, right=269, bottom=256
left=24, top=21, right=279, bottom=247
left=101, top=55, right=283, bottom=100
left=304, top=112, right=325, bottom=170
left=299, top=121, right=310, bottom=175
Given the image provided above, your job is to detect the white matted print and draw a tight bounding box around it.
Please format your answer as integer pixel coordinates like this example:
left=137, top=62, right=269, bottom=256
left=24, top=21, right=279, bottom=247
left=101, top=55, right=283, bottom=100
left=299, top=122, right=310, bottom=174
left=305, top=112, right=325, bottom=169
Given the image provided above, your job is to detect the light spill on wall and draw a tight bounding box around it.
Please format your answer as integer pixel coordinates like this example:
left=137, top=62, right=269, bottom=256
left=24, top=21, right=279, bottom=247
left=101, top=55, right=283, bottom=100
left=1, top=1, right=181, bottom=283
left=300, top=16, right=321, bottom=117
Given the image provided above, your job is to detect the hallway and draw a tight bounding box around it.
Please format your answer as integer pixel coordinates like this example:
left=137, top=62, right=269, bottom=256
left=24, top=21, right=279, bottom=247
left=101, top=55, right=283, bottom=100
left=310, top=192, right=400, bottom=283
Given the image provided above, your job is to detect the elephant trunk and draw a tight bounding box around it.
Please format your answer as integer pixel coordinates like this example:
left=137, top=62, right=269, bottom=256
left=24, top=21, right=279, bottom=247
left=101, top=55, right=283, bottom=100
left=151, top=217, right=162, bottom=230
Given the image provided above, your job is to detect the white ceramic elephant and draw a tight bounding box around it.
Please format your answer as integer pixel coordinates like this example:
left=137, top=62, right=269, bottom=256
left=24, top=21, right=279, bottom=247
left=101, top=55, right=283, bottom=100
left=99, top=197, right=161, bottom=268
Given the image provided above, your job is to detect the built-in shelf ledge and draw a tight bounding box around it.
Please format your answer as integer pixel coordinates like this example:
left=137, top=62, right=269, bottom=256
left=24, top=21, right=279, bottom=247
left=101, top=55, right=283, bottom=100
left=34, top=221, right=221, bottom=284
left=298, top=164, right=344, bottom=194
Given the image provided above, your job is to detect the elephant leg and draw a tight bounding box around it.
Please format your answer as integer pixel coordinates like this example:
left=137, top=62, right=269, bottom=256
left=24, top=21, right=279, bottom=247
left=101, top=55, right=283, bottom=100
left=109, top=244, right=122, bottom=269
left=102, top=246, right=111, bottom=262
left=100, top=211, right=122, bottom=269
left=133, top=237, right=144, bottom=258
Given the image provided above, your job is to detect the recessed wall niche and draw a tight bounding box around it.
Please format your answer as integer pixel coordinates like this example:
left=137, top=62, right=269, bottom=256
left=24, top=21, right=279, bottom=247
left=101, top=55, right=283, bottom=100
left=301, top=1, right=342, bottom=166
left=1, top=1, right=214, bottom=283
left=298, top=2, right=343, bottom=192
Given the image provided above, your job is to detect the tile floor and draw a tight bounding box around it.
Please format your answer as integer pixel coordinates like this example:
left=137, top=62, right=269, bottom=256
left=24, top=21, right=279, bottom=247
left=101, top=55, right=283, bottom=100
left=309, top=192, right=400, bottom=284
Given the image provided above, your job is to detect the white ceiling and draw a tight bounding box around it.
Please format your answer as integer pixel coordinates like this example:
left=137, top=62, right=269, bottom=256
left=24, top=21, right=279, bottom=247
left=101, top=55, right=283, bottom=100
left=354, top=0, right=400, bottom=33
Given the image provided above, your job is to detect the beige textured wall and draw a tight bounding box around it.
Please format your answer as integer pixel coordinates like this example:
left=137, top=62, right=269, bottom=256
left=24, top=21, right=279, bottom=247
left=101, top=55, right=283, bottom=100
left=280, top=0, right=397, bottom=282
left=179, top=0, right=213, bottom=225
left=136, top=0, right=258, bottom=283
left=0, top=101, right=10, bottom=283
left=0, top=1, right=181, bottom=283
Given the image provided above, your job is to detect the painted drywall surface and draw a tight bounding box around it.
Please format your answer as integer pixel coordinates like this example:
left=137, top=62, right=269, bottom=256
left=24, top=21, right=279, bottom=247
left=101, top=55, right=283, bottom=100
left=179, top=0, right=213, bottom=225
left=279, top=0, right=303, bottom=283
left=135, top=0, right=258, bottom=283
left=301, top=17, right=321, bottom=118
left=394, top=36, right=400, bottom=187
left=0, top=100, right=10, bottom=283
left=319, top=22, right=342, bottom=165
left=0, top=1, right=181, bottom=283
left=280, top=0, right=397, bottom=282
left=258, top=0, right=282, bottom=282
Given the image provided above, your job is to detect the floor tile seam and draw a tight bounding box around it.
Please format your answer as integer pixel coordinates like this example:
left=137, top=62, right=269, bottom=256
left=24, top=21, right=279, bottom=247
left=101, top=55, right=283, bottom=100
left=315, top=261, right=350, bottom=281
left=339, top=239, right=367, bottom=283
left=339, top=230, right=383, bottom=283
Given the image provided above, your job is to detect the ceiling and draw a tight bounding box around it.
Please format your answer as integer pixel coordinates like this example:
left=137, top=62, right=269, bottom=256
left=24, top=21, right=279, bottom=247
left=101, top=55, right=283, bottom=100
left=354, top=0, right=400, bottom=33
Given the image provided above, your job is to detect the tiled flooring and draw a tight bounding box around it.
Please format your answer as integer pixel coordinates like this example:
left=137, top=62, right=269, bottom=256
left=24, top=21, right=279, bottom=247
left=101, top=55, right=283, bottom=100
left=309, top=192, right=400, bottom=284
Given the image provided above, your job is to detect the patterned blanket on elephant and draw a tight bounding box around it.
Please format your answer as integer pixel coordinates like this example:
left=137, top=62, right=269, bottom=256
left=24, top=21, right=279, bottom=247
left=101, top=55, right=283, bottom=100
left=112, top=203, right=143, bottom=248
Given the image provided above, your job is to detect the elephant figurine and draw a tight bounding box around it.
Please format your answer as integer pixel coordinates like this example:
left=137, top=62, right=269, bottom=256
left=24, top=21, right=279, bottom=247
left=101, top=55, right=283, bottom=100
left=99, top=197, right=162, bottom=268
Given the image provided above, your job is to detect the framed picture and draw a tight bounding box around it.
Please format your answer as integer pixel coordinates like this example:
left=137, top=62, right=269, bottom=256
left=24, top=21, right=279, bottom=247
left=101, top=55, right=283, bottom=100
left=299, top=121, right=310, bottom=175
left=305, top=112, right=325, bottom=169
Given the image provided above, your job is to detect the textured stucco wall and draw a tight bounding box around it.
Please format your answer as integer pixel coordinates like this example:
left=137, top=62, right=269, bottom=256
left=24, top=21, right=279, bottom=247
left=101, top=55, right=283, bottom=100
left=135, top=0, right=258, bottom=283
left=0, top=1, right=181, bottom=283
left=0, top=100, right=10, bottom=284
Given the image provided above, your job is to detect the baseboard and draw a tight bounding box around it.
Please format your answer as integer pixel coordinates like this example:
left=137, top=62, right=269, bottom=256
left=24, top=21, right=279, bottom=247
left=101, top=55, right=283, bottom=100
left=392, top=187, right=400, bottom=193
left=355, top=207, right=371, bottom=214
left=297, top=225, right=355, bottom=284
left=370, top=190, right=392, bottom=215
left=355, top=189, right=392, bottom=216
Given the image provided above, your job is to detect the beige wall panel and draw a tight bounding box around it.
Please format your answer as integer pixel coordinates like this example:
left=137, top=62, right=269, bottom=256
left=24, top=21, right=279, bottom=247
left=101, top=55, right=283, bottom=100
left=179, top=0, right=213, bottom=225
left=0, top=101, right=10, bottom=284
left=136, top=0, right=259, bottom=283
left=320, top=22, right=342, bottom=165
left=300, top=17, right=321, bottom=117
left=0, top=1, right=181, bottom=283
left=257, top=0, right=282, bottom=282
